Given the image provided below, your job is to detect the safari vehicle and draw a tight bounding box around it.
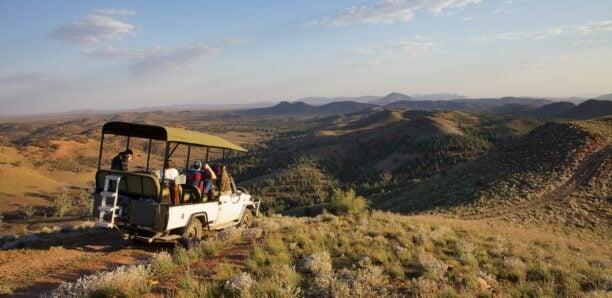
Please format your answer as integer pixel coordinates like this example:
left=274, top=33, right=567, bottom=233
left=93, top=121, right=259, bottom=243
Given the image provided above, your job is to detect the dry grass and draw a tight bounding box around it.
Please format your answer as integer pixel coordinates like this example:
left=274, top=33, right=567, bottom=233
left=48, top=212, right=611, bottom=297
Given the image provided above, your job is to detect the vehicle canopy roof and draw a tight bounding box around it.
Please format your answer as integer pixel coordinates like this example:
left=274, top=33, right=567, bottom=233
left=102, top=121, right=247, bottom=152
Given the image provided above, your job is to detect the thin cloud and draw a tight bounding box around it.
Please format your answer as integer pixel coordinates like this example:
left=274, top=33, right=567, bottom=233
left=462, top=16, right=474, bottom=21
left=218, top=36, right=251, bottom=46
left=577, top=20, right=612, bottom=35
left=83, top=44, right=221, bottom=75
left=471, top=20, right=612, bottom=42
left=471, top=27, right=564, bottom=41
left=50, top=9, right=136, bottom=45
left=94, top=8, right=137, bottom=16
left=491, top=8, right=513, bottom=14
left=308, top=0, right=481, bottom=27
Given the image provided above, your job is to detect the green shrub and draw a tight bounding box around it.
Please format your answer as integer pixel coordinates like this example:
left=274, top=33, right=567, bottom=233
left=199, top=239, right=220, bottom=257
left=150, top=252, right=174, bottom=277
left=178, top=275, right=199, bottom=296
left=51, top=192, right=72, bottom=218
left=329, top=188, right=368, bottom=215
left=173, top=247, right=201, bottom=266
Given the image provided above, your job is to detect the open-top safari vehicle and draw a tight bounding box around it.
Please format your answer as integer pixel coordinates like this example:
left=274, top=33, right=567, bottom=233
left=93, top=121, right=259, bottom=243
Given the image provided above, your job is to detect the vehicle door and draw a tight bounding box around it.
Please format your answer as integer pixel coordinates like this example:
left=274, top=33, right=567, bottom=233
left=216, top=178, right=244, bottom=224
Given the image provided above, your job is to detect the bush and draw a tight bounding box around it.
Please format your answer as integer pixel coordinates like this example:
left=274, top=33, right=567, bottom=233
left=0, top=212, right=3, bottom=226
left=51, top=192, right=72, bottom=218
left=150, top=252, right=174, bottom=277
left=51, top=265, right=151, bottom=297
left=329, top=188, right=368, bottom=215
left=199, top=239, right=220, bottom=257
left=21, top=205, right=36, bottom=219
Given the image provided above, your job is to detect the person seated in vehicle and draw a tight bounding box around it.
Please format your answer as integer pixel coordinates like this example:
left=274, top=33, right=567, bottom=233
left=186, top=160, right=217, bottom=200
left=111, top=149, right=133, bottom=171
left=212, top=162, right=232, bottom=195
left=160, top=159, right=179, bottom=183
left=156, top=159, right=181, bottom=204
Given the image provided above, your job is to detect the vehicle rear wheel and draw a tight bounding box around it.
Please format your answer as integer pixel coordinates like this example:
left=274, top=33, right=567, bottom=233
left=239, top=209, right=254, bottom=228
left=181, top=218, right=202, bottom=247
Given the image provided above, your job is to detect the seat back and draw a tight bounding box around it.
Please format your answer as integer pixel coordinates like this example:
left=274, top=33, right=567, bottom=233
left=95, top=170, right=161, bottom=200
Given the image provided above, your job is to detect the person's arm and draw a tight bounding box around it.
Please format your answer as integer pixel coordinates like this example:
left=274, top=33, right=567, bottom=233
left=205, top=164, right=217, bottom=180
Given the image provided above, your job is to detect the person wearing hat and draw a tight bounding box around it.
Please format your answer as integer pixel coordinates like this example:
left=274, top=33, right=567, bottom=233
left=111, top=149, right=133, bottom=171
left=186, top=160, right=217, bottom=197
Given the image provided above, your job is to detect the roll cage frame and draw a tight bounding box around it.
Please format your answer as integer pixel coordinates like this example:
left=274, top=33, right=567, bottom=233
left=97, top=121, right=247, bottom=202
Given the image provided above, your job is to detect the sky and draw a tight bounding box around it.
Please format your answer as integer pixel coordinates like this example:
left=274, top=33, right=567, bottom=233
left=1, top=0, right=611, bottom=115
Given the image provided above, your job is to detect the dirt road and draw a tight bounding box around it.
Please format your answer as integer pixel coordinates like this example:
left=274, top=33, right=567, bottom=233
left=0, top=230, right=173, bottom=297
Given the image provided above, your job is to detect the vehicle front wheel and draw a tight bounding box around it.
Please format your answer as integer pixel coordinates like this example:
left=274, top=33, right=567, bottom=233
left=181, top=218, right=202, bottom=246
left=239, top=209, right=254, bottom=228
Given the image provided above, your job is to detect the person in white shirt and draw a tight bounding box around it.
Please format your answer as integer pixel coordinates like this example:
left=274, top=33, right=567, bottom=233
left=161, top=159, right=179, bottom=182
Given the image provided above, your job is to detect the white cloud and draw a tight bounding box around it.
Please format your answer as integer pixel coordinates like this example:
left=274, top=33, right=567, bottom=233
left=577, top=20, right=612, bottom=35
left=218, top=36, right=251, bottom=45
left=427, top=0, right=482, bottom=15
left=308, top=0, right=481, bottom=27
left=83, top=44, right=221, bottom=75
left=461, top=16, right=474, bottom=21
left=50, top=10, right=136, bottom=44
left=471, top=20, right=612, bottom=42
left=471, top=27, right=564, bottom=41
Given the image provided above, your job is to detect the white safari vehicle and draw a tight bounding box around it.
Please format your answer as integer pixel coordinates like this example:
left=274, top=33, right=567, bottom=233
left=93, top=122, right=260, bottom=243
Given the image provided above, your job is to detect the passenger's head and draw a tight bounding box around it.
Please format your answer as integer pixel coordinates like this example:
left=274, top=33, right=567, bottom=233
left=122, top=149, right=133, bottom=161
left=164, top=159, right=174, bottom=169
left=192, top=160, right=202, bottom=169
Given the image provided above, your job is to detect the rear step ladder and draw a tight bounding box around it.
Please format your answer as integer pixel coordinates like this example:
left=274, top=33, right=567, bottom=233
left=96, top=175, right=122, bottom=228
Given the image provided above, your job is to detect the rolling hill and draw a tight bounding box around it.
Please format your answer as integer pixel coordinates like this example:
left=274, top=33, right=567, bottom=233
left=234, top=108, right=545, bottom=197
left=243, top=101, right=375, bottom=116
left=386, top=100, right=481, bottom=111
left=376, top=117, right=611, bottom=231
left=557, top=99, right=612, bottom=119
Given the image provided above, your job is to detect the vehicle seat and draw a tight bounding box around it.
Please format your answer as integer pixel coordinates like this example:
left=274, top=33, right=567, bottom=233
left=96, top=169, right=160, bottom=200
left=181, top=184, right=204, bottom=203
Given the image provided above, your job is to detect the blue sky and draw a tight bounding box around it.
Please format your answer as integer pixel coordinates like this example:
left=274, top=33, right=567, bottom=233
left=1, top=0, right=611, bottom=114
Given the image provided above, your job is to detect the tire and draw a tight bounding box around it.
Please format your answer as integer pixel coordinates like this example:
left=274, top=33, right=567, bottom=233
left=181, top=218, right=203, bottom=247
left=239, top=209, right=254, bottom=228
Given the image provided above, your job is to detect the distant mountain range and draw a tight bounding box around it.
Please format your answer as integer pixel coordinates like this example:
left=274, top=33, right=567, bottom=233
left=243, top=92, right=611, bottom=120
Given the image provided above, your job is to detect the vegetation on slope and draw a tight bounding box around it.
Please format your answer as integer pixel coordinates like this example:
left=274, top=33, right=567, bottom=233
left=377, top=117, right=611, bottom=232
left=234, top=110, right=545, bottom=201
left=50, top=211, right=612, bottom=297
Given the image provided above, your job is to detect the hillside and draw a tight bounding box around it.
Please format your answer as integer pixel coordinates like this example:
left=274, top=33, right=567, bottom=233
left=242, top=101, right=374, bottom=116
left=377, top=117, right=611, bottom=232
left=40, top=211, right=612, bottom=297
left=452, top=97, right=552, bottom=108
left=387, top=100, right=481, bottom=111
left=557, top=99, right=612, bottom=119
left=234, top=109, right=545, bottom=198
left=528, top=101, right=576, bottom=118
left=487, top=103, right=538, bottom=115
left=240, top=158, right=337, bottom=214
